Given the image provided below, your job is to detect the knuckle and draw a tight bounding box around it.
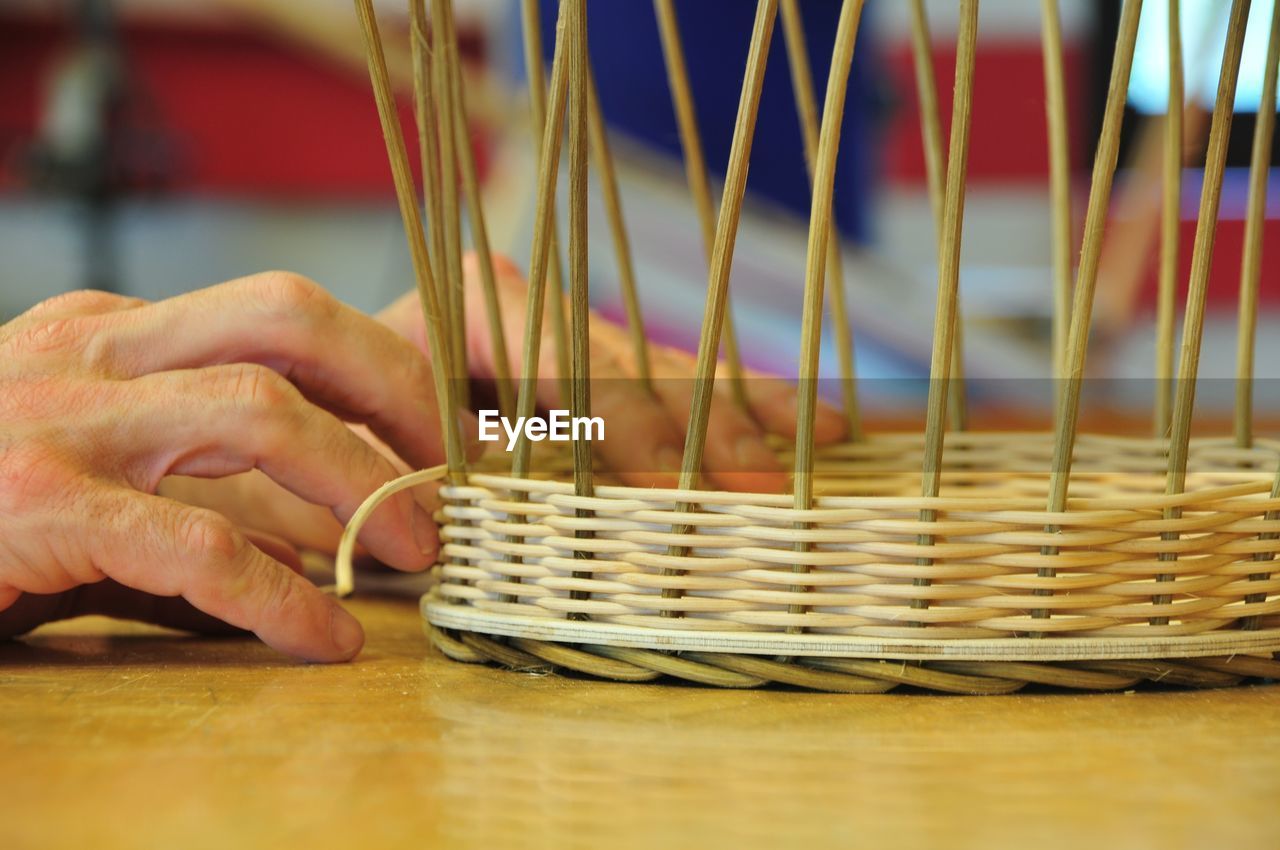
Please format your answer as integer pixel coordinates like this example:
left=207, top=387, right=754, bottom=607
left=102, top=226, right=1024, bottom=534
left=173, top=506, right=243, bottom=564
left=26, top=289, right=123, bottom=318
left=403, top=345, right=436, bottom=397
left=216, top=364, right=310, bottom=459
left=263, top=402, right=314, bottom=461
left=225, top=363, right=296, bottom=411
left=4, top=310, right=120, bottom=377
left=253, top=271, right=334, bottom=319
left=76, top=318, right=122, bottom=375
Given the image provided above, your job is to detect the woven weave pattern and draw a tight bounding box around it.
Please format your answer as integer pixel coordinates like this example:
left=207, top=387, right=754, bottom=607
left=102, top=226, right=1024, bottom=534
left=434, top=434, right=1280, bottom=640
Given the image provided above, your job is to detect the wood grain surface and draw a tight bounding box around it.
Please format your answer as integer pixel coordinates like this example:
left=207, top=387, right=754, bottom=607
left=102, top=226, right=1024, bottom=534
left=3, top=595, right=1279, bottom=850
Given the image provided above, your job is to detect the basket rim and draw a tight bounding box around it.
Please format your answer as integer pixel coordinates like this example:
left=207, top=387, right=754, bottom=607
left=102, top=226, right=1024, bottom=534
left=458, top=431, right=1280, bottom=513
left=458, top=471, right=1279, bottom=515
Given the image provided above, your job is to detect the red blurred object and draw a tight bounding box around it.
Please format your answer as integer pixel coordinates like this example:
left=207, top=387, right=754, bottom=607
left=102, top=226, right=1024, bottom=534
left=1128, top=195, right=1280, bottom=312
left=0, top=11, right=490, bottom=198
left=882, top=39, right=1090, bottom=184
left=880, top=38, right=1279, bottom=311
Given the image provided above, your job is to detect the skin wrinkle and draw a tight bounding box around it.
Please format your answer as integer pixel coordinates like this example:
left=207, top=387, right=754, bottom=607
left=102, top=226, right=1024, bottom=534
left=1, top=469, right=104, bottom=596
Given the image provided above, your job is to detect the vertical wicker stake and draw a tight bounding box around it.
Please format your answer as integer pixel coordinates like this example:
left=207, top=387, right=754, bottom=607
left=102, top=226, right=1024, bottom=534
left=1235, top=0, right=1280, bottom=450
left=779, top=0, right=862, bottom=441
left=512, top=0, right=573, bottom=480
left=1155, top=0, right=1184, bottom=436
left=652, top=0, right=751, bottom=414
left=429, top=0, right=468, bottom=406
left=907, top=0, right=968, bottom=432
left=520, top=0, right=573, bottom=408
left=439, top=0, right=516, bottom=418
left=1040, top=0, right=1073, bottom=394
left=907, top=0, right=945, bottom=237
left=496, top=0, right=573, bottom=606
left=673, top=0, right=776, bottom=491
left=1035, top=0, right=1142, bottom=628
left=353, top=0, right=465, bottom=478
left=585, top=65, right=653, bottom=392
left=1236, top=2, right=1280, bottom=629
left=660, top=0, right=778, bottom=611
left=1034, top=0, right=1074, bottom=611
left=1157, top=0, right=1251, bottom=624
left=1045, top=0, right=1142, bottom=511
left=788, top=0, right=864, bottom=631
left=409, top=0, right=445, bottom=298
left=913, top=0, right=978, bottom=623
left=566, top=0, right=594, bottom=614
left=568, top=0, right=591, bottom=497
left=1242, top=473, right=1280, bottom=630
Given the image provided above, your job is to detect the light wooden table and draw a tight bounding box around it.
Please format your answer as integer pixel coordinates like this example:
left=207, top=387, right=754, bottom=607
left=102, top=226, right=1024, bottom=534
left=3, top=594, right=1279, bottom=850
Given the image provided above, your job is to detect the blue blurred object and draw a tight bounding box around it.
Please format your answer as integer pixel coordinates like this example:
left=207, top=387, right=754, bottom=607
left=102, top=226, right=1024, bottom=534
left=537, top=0, right=880, bottom=243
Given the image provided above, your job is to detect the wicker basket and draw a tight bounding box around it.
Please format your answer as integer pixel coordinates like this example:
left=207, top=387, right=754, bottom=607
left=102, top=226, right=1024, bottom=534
left=340, top=0, right=1280, bottom=691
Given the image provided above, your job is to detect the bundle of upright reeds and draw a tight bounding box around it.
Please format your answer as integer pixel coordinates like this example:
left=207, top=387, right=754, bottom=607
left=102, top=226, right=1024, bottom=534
left=340, top=0, right=1280, bottom=693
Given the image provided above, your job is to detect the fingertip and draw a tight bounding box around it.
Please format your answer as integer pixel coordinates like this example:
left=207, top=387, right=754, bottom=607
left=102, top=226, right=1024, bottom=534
left=465, top=250, right=524, bottom=285
left=411, top=483, right=442, bottom=568
left=374, top=290, right=423, bottom=344
left=326, top=602, right=364, bottom=661
left=812, top=400, right=851, bottom=445
left=410, top=503, right=439, bottom=571
left=733, top=434, right=782, bottom=476
left=462, top=251, right=481, bottom=277
left=489, top=253, right=524, bottom=279
left=376, top=483, right=437, bottom=570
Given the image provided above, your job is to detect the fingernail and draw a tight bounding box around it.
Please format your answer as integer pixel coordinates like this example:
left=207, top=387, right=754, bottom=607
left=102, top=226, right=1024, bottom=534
left=412, top=489, right=440, bottom=561
left=734, top=435, right=780, bottom=473
left=490, top=253, right=522, bottom=278
left=329, top=604, right=364, bottom=659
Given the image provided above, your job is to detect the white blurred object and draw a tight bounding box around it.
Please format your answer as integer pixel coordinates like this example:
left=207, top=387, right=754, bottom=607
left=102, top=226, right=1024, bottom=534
left=1130, top=0, right=1279, bottom=111
left=874, top=0, right=1092, bottom=40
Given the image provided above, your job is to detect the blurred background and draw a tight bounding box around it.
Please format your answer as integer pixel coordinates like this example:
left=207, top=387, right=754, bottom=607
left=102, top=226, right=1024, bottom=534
left=2, top=0, right=1278, bottom=418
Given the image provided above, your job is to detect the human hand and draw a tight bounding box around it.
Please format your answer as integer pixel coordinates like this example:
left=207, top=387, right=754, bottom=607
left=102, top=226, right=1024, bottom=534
left=161, top=255, right=849, bottom=585
left=0, top=274, right=462, bottom=661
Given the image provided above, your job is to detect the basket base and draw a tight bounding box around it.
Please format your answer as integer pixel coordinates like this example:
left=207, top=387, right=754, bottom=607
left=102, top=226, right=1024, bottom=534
left=422, top=594, right=1280, bottom=693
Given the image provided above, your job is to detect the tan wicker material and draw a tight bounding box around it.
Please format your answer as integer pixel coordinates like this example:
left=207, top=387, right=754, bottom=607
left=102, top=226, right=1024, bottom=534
left=421, top=434, right=1280, bottom=643
left=335, top=433, right=1280, bottom=690
left=344, top=0, right=1280, bottom=691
